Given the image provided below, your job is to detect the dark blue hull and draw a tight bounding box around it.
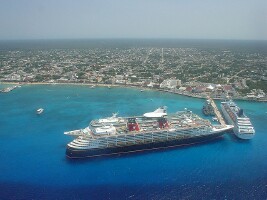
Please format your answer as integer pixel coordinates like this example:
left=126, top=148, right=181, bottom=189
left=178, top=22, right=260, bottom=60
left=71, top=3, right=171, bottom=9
left=66, top=132, right=225, bottom=159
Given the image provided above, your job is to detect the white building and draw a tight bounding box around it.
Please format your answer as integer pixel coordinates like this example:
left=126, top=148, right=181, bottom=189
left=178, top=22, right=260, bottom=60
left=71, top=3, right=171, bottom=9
left=147, top=82, right=154, bottom=87
left=160, top=79, right=181, bottom=89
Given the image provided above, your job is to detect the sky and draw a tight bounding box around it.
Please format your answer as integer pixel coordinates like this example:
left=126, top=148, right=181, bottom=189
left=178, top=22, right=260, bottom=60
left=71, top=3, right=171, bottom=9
left=0, top=0, right=266, bottom=40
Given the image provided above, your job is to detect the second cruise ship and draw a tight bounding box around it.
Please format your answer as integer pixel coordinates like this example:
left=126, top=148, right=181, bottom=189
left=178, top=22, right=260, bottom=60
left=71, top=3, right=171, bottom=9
left=221, top=100, right=255, bottom=139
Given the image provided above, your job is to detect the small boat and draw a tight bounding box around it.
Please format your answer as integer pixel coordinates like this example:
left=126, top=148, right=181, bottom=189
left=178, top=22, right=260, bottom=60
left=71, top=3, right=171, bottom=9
left=36, top=108, right=44, bottom=115
left=212, top=117, right=218, bottom=122
left=90, top=85, right=96, bottom=89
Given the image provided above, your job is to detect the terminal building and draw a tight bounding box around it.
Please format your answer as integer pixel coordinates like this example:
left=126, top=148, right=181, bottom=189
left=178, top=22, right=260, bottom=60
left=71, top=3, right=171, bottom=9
left=160, top=79, right=181, bottom=89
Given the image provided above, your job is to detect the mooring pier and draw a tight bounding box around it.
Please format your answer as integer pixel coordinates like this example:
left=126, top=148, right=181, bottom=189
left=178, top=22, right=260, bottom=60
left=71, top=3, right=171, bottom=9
left=207, top=96, right=226, bottom=126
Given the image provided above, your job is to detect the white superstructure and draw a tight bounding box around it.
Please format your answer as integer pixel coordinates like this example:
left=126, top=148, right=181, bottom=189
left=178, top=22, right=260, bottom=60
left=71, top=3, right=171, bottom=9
left=91, top=113, right=125, bottom=127
left=143, top=107, right=167, bottom=118
left=221, top=100, right=255, bottom=139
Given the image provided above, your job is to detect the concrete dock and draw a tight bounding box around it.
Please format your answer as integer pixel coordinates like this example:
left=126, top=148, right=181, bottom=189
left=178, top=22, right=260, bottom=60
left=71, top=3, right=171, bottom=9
left=207, top=96, right=226, bottom=126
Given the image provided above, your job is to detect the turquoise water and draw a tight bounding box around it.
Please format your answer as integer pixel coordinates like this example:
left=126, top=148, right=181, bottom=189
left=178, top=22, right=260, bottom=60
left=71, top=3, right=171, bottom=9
left=0, top=85, right=267, bottom=199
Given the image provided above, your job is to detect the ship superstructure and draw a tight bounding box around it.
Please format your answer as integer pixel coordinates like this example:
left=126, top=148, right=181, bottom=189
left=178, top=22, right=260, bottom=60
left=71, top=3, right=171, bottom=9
left=65, top=108, right=233, bottom=158
left=221, top=100, right=255, bottom=139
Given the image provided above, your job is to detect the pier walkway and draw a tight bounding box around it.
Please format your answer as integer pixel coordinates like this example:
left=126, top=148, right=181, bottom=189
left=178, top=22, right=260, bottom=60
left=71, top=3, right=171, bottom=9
left=207, top=96, right=226, bottom=126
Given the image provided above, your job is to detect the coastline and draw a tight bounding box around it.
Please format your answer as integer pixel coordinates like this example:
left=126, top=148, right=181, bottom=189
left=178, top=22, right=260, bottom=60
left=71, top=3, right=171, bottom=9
left=1, top=81, right=266, bottom=102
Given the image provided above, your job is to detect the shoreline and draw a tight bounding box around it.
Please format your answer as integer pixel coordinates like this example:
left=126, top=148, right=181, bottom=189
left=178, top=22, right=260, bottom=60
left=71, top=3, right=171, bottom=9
left=1, top=81, right=266, bottom=102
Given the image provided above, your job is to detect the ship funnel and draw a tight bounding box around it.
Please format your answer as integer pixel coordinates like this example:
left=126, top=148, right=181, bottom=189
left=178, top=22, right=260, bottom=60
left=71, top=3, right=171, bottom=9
left=127, top=118, right=140, bottom=132
left=158, top=118, right=169, bottom=129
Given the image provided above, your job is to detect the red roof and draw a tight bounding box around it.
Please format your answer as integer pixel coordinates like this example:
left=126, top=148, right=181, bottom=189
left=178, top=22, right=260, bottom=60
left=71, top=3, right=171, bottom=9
left=186, top=87, right=192, bottom=91
left=223, top=85, right=233, bottom=91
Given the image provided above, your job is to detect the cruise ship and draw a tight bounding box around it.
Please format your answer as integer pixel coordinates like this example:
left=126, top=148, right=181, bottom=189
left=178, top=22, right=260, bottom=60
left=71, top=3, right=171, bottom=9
left=65, top=107, right=233, bottom=158
left=221, top=100, right=255, bottom=139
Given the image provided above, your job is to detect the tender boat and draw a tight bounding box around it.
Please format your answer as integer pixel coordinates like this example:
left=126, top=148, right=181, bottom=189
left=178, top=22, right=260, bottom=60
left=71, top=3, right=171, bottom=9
left=36, top=108, right=44, bottom=115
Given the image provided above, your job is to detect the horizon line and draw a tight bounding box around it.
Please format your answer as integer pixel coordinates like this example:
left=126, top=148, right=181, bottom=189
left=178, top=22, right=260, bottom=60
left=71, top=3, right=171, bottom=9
left=1, top=37, right=267, bottom=42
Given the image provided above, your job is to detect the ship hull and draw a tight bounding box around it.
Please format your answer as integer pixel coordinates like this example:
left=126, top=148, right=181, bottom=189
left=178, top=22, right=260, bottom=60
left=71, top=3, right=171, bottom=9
left=234, top=132, right=254, bottom=140
left=66, top=131, right=225, bottom=159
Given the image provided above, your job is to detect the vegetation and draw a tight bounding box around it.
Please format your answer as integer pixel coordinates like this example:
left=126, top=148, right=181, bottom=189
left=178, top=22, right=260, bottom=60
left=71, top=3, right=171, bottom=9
left=246, top=80, right=267, bottom=93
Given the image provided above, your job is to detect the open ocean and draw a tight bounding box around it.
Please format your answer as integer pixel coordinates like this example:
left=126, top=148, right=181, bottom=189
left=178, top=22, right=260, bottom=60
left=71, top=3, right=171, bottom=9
left=0, top=84, right=267, bottom=199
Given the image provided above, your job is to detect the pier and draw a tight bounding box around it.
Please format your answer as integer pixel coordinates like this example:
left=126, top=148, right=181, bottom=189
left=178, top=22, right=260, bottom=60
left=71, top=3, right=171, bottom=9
left=0, top=85, right=20, bottom=93
left=207, top=96, right=226, bottom=126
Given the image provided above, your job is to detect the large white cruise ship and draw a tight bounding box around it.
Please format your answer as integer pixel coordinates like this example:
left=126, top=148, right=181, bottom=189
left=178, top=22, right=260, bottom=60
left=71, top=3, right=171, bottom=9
left=221, top=100, right=255, bottom=139
left=64, top=107, right=233, bottom=158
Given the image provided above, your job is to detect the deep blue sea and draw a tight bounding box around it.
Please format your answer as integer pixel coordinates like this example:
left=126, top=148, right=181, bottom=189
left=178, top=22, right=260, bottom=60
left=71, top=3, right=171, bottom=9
left=0, top=84, right=266, bottom=200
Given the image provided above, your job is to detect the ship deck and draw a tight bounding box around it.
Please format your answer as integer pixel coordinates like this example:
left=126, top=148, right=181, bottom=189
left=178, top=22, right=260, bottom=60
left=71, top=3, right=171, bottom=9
left=87, top=111, right=212, bottom=138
